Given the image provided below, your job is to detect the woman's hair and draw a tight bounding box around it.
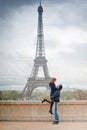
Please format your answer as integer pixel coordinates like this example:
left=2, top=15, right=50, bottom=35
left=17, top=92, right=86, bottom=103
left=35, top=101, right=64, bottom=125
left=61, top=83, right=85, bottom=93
left=50, top=77, right=56, bottom=82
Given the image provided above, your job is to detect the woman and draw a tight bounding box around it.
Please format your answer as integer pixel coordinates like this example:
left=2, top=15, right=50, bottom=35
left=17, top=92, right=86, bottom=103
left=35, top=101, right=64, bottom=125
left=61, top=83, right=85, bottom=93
left=42, top=77, right=57, bottom=114
left=42, top=78, right=57, bottom=114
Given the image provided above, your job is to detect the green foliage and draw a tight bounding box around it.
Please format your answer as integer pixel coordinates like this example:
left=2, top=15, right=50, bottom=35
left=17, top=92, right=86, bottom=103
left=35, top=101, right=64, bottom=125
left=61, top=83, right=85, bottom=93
left=61, top=91, right=73, bottom=100
left=31, top=92, right=50, bottom=100
left=61, top=89, right=87, bottom=100
left=31, top=89, right=87, bottom=101
left=0, top=89, right=87, bottom=100
left=72, top=90, right=87, bottom=100
left=0, top=91, right=3, bottom=100
left=1, top=91, right=22, bottom=100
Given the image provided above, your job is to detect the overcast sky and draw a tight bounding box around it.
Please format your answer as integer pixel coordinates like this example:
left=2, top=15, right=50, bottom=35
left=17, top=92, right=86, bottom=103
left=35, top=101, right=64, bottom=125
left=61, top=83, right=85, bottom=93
left=0, top=0, right=87, bottom=90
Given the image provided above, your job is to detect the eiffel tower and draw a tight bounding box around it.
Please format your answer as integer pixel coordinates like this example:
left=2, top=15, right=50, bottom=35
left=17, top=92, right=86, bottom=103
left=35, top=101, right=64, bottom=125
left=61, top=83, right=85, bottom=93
left=22, top=2, right=50, bottom=98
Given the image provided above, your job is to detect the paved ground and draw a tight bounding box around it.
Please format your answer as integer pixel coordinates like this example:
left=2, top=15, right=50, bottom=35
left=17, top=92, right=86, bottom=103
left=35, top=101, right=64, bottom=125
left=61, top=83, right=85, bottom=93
left=0, top=121, right=87, bottom=130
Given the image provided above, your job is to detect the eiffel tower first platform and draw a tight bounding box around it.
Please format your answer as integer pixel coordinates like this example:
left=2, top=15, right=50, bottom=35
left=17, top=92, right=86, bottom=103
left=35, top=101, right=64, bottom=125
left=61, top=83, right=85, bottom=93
left=22, top=2, right=50, bottom=98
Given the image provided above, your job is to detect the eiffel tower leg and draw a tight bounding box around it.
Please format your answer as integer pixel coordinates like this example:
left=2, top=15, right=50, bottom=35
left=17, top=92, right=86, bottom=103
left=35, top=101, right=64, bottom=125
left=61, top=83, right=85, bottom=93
left=30, top=64, right=39, bottom=78
left=43, top=64, right=49, bottom=78
left=26, top=86, right=33, bottom=97
left=23, top=86, right=33, bottom=98
left=22, top=78, right=35, bottom=98
left=22, top=85, right=27, bottom=95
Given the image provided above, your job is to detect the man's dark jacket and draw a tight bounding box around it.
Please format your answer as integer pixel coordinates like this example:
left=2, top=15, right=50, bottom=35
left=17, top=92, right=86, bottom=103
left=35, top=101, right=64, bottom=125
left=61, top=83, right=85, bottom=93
left=49, top=82, right=60, bottom=102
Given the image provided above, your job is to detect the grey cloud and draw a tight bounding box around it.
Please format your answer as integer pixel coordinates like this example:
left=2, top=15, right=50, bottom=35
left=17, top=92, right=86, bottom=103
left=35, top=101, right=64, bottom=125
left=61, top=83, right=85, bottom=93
left=60, top=43, right=87, bottom=64
left=1, top=0, right=87, bottom=27
left=45, top=0, right=87, bottom=29
left=0, top=0, right=37, bottom=7
left=71, top=43, right=87, bottom=61
left=0, top=0, right=37, bottom=17
left=0, top=51, right=31, bottom=85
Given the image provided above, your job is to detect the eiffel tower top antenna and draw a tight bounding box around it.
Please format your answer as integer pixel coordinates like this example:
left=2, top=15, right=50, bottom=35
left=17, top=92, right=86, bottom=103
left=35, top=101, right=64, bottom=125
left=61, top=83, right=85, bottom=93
left=39, top=0, right=42, bottom=5
left=35, top=0, right=46, bottom=58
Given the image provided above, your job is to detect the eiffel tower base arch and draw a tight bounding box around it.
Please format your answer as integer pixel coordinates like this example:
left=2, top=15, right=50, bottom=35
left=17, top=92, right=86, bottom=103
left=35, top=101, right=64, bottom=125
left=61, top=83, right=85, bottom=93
left=22, top=77, right=50, bottom=98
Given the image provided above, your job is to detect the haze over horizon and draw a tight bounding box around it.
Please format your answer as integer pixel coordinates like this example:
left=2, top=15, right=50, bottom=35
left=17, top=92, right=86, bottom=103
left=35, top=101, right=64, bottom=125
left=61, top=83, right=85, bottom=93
left=0, top=0, right=87, bottom=90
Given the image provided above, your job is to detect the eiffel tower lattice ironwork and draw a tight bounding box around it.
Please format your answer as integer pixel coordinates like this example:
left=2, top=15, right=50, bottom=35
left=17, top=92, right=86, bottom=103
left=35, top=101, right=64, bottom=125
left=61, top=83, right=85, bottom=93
left=22, top=2, right=50, bottom=98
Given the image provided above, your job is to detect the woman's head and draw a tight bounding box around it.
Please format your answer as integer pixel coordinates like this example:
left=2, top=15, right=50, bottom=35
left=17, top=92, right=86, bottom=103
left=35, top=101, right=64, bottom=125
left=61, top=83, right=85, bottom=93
left=50, top=77, right=56, bottom=82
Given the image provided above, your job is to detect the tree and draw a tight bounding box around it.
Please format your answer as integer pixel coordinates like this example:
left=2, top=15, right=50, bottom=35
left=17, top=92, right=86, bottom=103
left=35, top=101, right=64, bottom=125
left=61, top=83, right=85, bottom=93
left=72, top=89, right=87, bottom=100
left=0, top=91, right=3, bottom=100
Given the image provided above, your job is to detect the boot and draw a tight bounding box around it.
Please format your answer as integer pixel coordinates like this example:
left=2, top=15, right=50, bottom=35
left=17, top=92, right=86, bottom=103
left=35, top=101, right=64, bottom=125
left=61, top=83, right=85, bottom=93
left=49, top=110, right=53, bottom=114
left=41, top=99, right=47, bottom=103
left=49, top=99, right=54, bottom=114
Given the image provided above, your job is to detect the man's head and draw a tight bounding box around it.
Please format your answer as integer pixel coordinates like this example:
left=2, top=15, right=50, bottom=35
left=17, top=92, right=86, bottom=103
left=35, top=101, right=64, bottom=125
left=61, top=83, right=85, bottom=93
left=57, top=84, right=63, bottom=90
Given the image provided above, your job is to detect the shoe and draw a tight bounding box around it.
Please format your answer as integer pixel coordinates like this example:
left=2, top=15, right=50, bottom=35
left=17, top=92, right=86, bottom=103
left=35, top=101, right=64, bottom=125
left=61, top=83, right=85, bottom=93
left=52, top=121, right=59, bottom=124
left=49, top=110, right=53, bottom=114
left=41, top=99, right=47, bottom=103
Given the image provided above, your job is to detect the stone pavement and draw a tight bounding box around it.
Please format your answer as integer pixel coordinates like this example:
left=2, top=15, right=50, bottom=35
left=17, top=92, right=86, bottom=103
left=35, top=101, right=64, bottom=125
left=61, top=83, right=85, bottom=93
left=0, top=121, right=87, bottom=130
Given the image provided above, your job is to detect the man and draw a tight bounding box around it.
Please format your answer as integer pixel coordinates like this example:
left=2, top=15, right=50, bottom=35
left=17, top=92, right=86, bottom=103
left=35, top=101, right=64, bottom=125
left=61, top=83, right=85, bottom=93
left=52, top=84, right=63, bottom=124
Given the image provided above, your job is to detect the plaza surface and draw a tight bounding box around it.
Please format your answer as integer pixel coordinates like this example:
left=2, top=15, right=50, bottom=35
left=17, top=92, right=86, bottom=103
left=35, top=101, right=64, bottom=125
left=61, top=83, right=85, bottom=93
left=0, top=121, right=87, bottom=130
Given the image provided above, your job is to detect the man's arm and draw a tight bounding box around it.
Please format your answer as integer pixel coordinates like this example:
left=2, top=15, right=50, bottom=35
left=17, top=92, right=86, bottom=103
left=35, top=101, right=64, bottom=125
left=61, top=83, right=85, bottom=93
left=51, top=90, right=60, bottom=99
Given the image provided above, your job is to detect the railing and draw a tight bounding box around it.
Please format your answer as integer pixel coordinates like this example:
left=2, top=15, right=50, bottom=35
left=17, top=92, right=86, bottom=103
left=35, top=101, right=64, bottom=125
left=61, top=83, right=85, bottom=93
left=0, top=101, right=87, bottom=121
